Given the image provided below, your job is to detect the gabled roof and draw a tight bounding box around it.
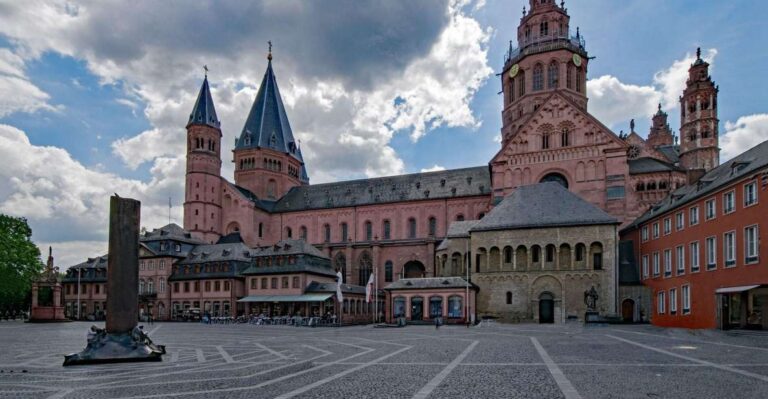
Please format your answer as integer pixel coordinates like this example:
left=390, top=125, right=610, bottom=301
left=141, top=223, right=202, bottom=244
left=471, top=182, right=619, bottom=232
left=179, top=242, right=254, bottom=265
left=235, top=59, right=302, bottom=165
left=656, top=145, right=680, bottom=164
left=187, top=76, right=220, bottom=129
left=271, top=166, right=491, bottom=212
left=447, top=220, right=479, bottom=238
left=628, top=157, right=682, bottom=174
left=624, top=139, right=768, bottom=231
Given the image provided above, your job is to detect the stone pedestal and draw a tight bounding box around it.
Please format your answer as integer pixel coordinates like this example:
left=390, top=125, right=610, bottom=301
left=64, top=196, right=165, bottom=366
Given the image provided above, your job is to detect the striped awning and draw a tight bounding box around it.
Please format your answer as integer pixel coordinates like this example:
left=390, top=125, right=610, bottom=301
left=237, top=293, right=333, bottom=303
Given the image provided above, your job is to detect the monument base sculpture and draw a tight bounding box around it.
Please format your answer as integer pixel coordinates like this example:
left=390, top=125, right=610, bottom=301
left=63, top=325, right=165, bottom=366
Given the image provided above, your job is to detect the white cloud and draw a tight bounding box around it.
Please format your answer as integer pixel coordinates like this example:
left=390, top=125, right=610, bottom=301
left=0, top=48, right=58, bottom=117
left=420, top=165, right=446, bottom=173
left=587, top=48, right=717, bottom=131
left=721, top=114, right=768, bottom=160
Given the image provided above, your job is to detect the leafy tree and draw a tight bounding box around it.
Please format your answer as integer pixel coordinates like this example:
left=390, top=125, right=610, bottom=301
left=0, top=214, right=43, bottom=308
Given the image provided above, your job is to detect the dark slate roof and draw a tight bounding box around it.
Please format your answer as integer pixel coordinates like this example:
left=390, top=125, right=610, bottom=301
left=235, top=60, right=302, bottom=165
left=271, top=166, right=491, bottom=212
left=656, top=145, right=680, bottom=164
left=383, top=277, right=477, bottom=290
left=141, top=223, right=202, bottom=245
left=65, top=254, right=108, bottom=271
left=471, top=182, right=619, bottom=232
left=628, top=157, right=681, bottom=174
left=187, top=76, right=220, bottom=129
left=625, top=139, right=768, bottom=230
left=618, top=240, right=641, bottom=285
left=447, top=220, right=479, bottom=238
left=305, top=281, right=367, bottom=295
left=179, top=242, right=254, bottom=265
left=230, top=183, right=276, bottom=212
left=63, top=254, right=108, bottom=282
left=254, top=239, right=328, bottom=259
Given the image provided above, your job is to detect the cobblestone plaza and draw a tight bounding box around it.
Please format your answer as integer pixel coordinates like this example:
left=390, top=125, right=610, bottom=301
left=1, top=322, right=768, bottom=398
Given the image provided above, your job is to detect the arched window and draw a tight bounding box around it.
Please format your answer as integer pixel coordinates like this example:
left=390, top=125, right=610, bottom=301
left=358, top=252, right=373, bottom=285
left=285, top=227, right=292, bottom=238
left=324, top=224, right=331, bottom=242
left=159, top=278, right=165, bottom=293
left=138, top=279, right=145, bottom=294
left=532, top=245, right=541, bottom=263
left=385, top=261, right=393, bottom=282
left=456, top=214, right=465, bottom=222
left=636, top=182, right=645, bottom=192
left=408, top=218, right=417, bottom=238
left=533, top=64, right=544, bottom=91
left=576, top=67, right=583, bottom=93
left=448, top=296, right=463, bottom=318
left=545, top=244, right=556, bottom=262
left=428, top=217, right=437, bottom=237
left=542, top=133, right=550, bottom=149
left=547, top=61, right=559, bottom=89
left=509, top=77, right=515, bottom=103
left=341, top=222, right=349, bottom=242
left=566, top=66, right=573, bottom=89
left=147, top=279, right=154, bottom=293
left=334, top=253, right=347, bottom=284
left=518, top=71, right=526, bottom=97
left=383, top=220, right=391, bottom=239
left=504, top=247, right=513, bottom=263
left=561, top=129, right=570, bottom=147
left=429, top=296, right=443, bottom=318
left=365, top=221, right=373, bottom=241
left=258, top=223, right=263, bottom=238
left=300, top=226, right=307, bottom=240
left=540, top=173, right=569, bottom=189
left=539, top=21, right=548, bottom=37
left=506, top=291, right=513, bottom=305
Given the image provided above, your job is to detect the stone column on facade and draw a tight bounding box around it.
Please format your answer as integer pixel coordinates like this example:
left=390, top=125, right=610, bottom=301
left=31, top=285, right=39, bottom=309
left=571, top=245, right=576, bottom=271
left=372, top=243, right=380, bottom=282
left=427, top=241, right=435, bottom=277
left=555, top=247, right=561, bottom=271
left=345, top=244, right=353, bottom=284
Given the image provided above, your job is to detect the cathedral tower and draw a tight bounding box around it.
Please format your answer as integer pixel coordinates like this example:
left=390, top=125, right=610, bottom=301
left=646, top=104, right=674, bottom=148
left=679, top=48, right=720, bottom=171
left=500, top=0, right=588, bottom=144
left=233, top=47, right=308, bottom=200
left=183, top=73, right=223, bottom=244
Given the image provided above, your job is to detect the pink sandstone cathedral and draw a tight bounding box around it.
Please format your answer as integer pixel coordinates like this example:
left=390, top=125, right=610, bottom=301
left=183, top=0, right=719, bottom=287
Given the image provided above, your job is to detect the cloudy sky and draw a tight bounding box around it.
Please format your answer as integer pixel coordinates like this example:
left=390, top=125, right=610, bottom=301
left=1, top=0, right=767, bottom=267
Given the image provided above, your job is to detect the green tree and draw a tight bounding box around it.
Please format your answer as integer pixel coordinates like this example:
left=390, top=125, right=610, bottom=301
left=0, top=214, right=43, bottom=308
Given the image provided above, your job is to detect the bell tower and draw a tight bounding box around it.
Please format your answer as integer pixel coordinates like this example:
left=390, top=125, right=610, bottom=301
left=183, top=70, right=223, bottom=244
left=647, top=104, right=674, bottom=148
left=679, top=48, right=720, bottom=172
left=499, top=0, right=588, bottom=145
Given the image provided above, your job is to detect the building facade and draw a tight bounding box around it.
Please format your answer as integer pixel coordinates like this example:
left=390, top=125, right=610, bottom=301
left=622, top=141, right=768, bottom=329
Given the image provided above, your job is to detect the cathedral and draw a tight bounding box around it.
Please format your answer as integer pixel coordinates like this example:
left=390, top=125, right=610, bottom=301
left=63, top=0, right=728, bottom=324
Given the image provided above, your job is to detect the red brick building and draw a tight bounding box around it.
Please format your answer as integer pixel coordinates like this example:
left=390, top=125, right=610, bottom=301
left=622, top=141, right=768, bottom=329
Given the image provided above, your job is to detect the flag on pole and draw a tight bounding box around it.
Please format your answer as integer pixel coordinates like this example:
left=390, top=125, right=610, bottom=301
left=365, top=272, right=375, bottom=303
left=335, top=271, right=344, bottom=303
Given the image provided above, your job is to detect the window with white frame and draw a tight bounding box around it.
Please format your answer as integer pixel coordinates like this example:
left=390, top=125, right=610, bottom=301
left=642, top=226, right=649, bottom=242
left=642, top=255, right=649, bottom=278
left=706, top=236, right=717, bottom=270
left=653, top=252, right=660, bottom=276
left=745, top=225, right=759, bottom=264
left=705, top=199, right=716, bottom=220
left=670, top=288, right=678, bottom=314
left=724, top=231, right=736, bottom=267
left=676, top=245, right=685, bottom=275
left=676, top=212, right=684, bottom=231
left=653, top=223, right=659, bottom=239
left=682, top=285, right=691, bottom=314
left=657, top=291, right=666, bottom=314
left=664, top=218, right=671, bottom=235
left=744, top=182, right=757, bottom=206
left=664, top=249, right=672, bottom=277
left=723, top=191, right=735, bottom=214
left=690, top=241, right=700, bottom=272
left=690, top=206, right=699, bottom=225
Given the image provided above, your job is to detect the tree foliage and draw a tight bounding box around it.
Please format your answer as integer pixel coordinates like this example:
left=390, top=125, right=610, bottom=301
left=0, top=214, right=43, bottom=307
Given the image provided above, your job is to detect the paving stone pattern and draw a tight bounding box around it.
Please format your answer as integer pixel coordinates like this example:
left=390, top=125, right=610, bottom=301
left=1, top=321, right=768, bottom=398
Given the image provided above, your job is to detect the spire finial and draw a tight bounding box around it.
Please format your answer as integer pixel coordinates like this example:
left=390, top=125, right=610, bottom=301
left=522, top=6, right=526, bottom=16
left=658, top=103, right=662, bottom=112
left=696, top=47, right=701, bottom=60
left=268, top=40, right=273, bottom=61
left=630, top=119, right=635, bottom=133
left=203, top=65, right=208, bottom=78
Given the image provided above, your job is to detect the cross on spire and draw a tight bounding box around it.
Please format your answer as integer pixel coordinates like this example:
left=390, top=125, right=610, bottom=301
left=268, top=40, right=273, bottom=61
left=203, top=64, right=208, bottom=78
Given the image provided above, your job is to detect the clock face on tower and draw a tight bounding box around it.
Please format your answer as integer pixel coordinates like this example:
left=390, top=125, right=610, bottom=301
left=508, top=64, right=519, bottom=79
left=572, top=54, right=582, bottom=67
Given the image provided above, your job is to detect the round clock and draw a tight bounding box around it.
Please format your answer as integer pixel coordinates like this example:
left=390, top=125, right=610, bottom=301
left=627, top=145, right=641, bottom=160
left=572, top=53, right=582, bottom=67
left=508, top=64, right=519, bottom=79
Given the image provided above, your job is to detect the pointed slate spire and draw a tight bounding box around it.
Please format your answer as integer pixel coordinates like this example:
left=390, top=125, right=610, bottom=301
left=188, top=70, right=220, bottom=129
left=297, top=145, right=309, bottom=183
left=236, top=47, right=300, bottom=161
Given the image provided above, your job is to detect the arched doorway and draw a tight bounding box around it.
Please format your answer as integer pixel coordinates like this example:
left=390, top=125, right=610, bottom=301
left=411, top=297, right=424, bottom=321
left=404, top=261, right=426, bottom=278
left=540, top=172, right=569, bottom=189
left=622, top=299, right=635, bottom=322
left=539, top=292, right=555, bottom=324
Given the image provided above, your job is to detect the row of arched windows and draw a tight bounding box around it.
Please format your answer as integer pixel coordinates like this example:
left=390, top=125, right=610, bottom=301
left=193, top=137, right=216, bottom=152
left=285, top=217, right=441, bottom=243
left=474, top=242, right=604, bottom=273
left=507, top=64, right=584, bottom=104
left=635, top=180, right=684, bottom=192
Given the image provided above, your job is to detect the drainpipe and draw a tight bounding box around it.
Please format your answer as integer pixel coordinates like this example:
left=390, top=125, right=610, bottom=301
left=614, top=224, right=619, bottom=315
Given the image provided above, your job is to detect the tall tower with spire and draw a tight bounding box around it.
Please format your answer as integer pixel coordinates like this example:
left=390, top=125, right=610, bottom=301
left=183, top=71, right=223, bottom=244
left=499, top=0, right=588, bottom=144
left=233, top=44, right=308, bottom=200
left=679, top=48, right=720, bottom=172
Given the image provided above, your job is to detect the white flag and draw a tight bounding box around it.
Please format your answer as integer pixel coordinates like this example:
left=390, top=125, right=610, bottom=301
left=335, top=271, right=344, bottom=303
left=365, top=272, right=375, bottom=303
